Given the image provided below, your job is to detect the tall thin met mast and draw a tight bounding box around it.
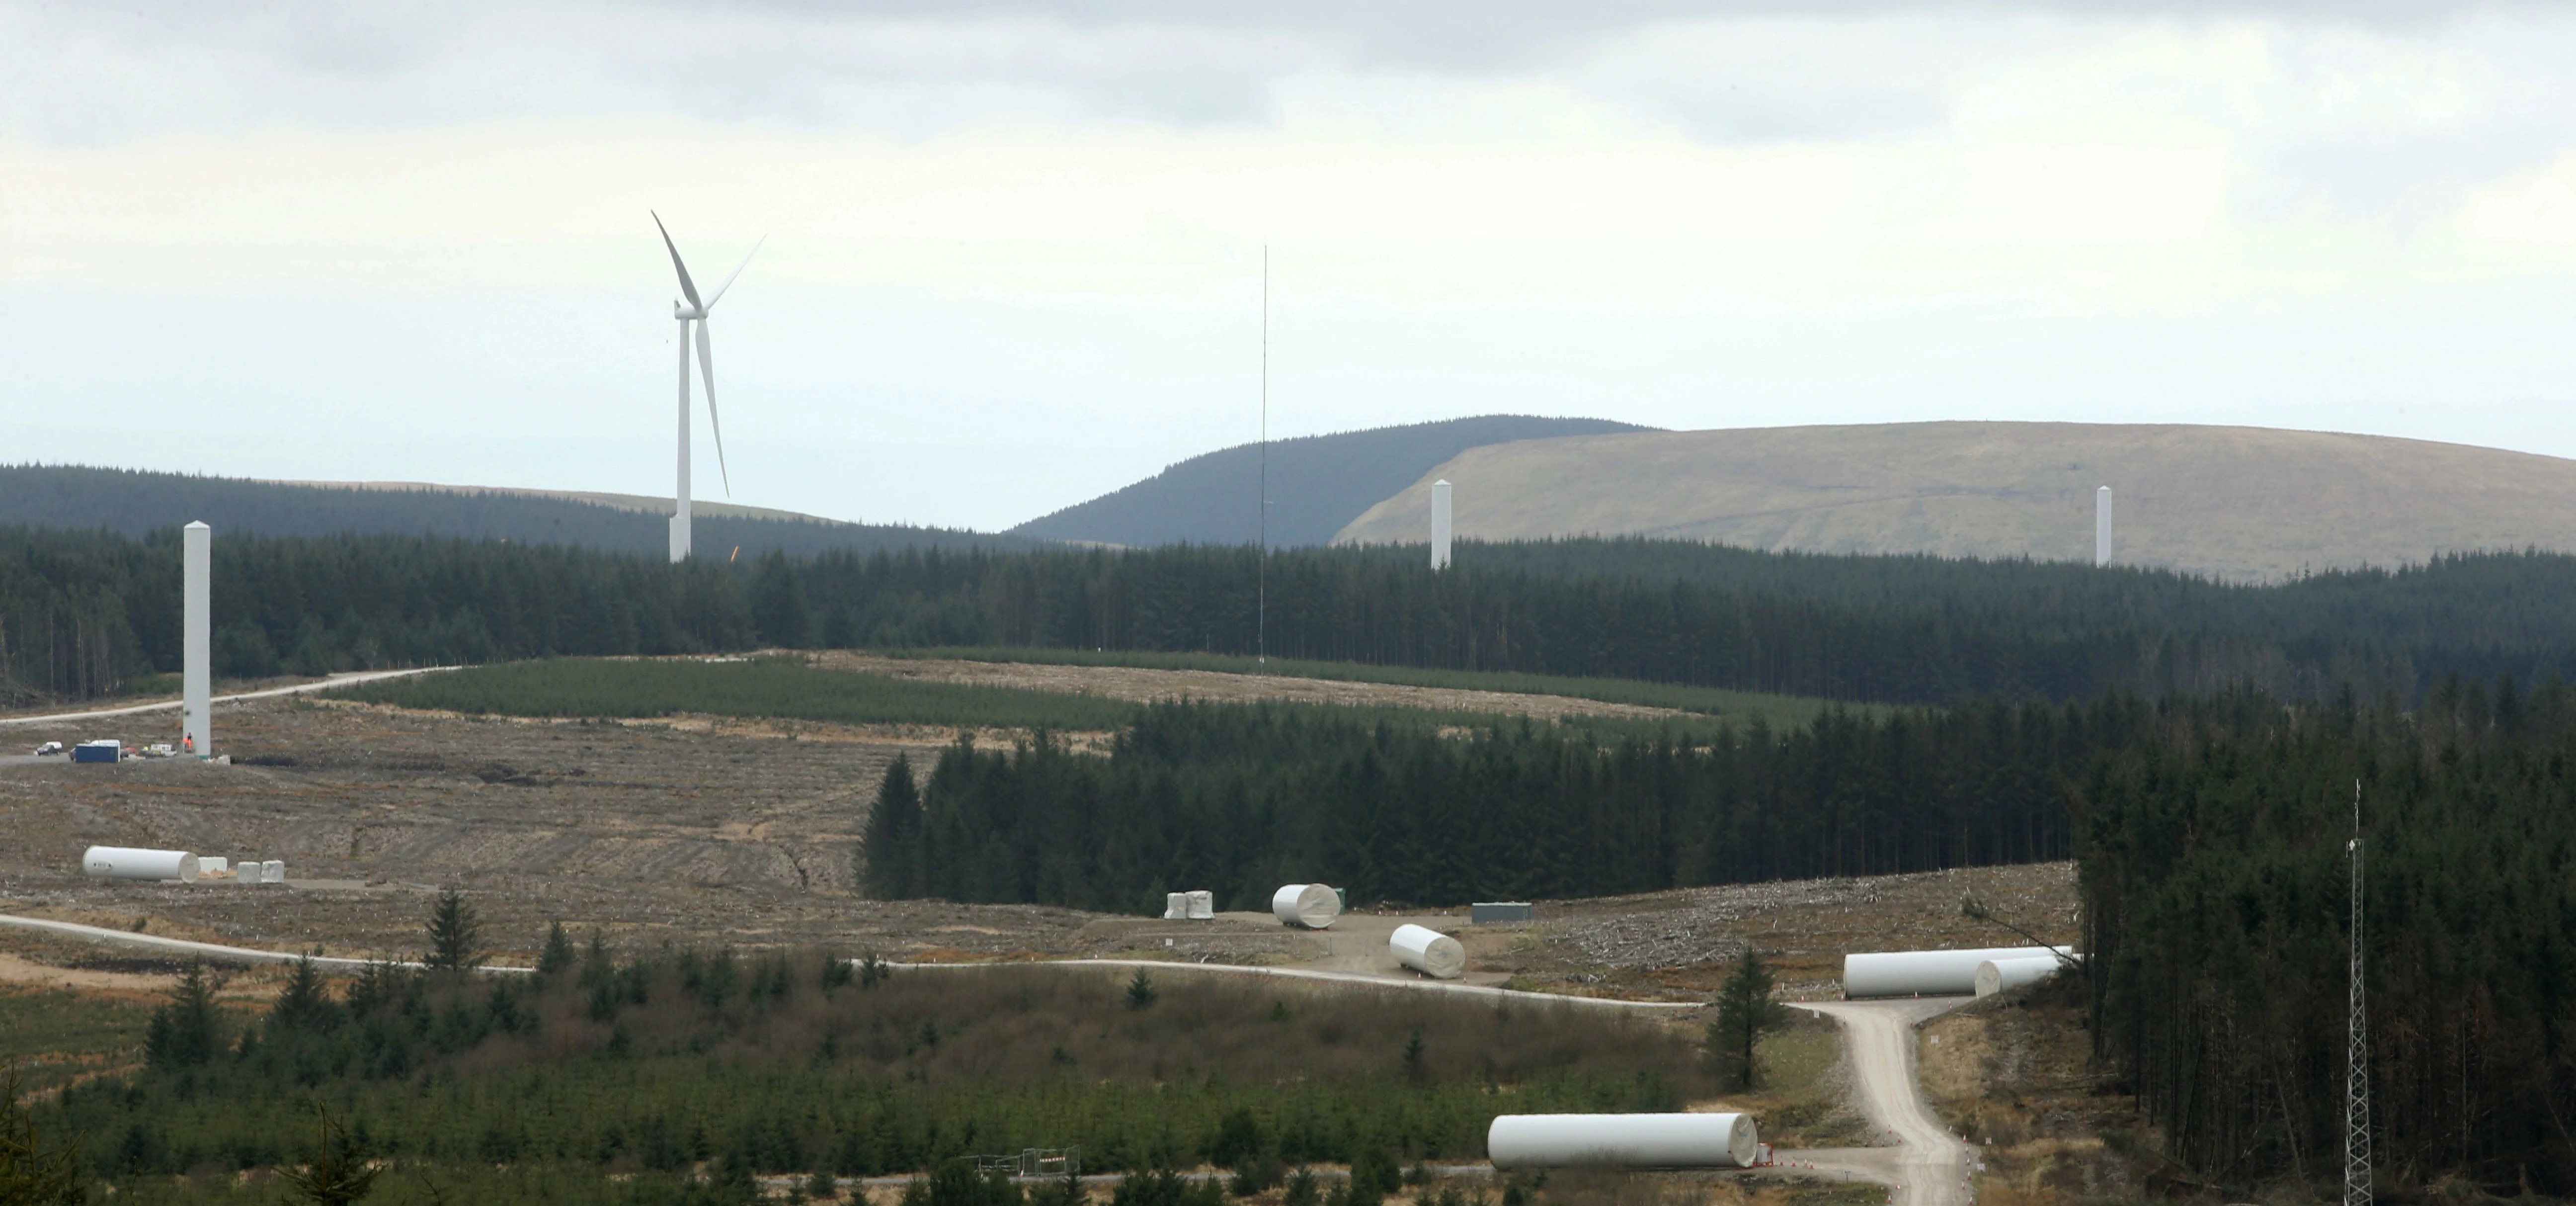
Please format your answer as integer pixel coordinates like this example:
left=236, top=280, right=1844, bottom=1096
left=2344, top=778, right=2371, bottom=1206
left=1257, top=245, right=1268, bottom=669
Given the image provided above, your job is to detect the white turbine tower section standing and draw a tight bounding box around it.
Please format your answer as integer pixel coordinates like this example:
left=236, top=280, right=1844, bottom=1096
left=182, top=521, right=210, bottom=758
left=652, top=212, right=762, bottom=563
left=1431, top=479, right=1453, bottom=571
left=2094, top=486, right=2113, bottom=567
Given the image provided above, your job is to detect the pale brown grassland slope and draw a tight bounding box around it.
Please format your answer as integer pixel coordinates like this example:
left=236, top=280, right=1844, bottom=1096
left=1335, top=421, right=2576, bottom=581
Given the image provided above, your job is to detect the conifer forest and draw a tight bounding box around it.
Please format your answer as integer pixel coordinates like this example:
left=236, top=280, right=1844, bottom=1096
left=16, top=523, right=2576, bottom=706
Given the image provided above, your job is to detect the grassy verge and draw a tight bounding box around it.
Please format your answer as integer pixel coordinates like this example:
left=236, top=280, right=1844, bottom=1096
left=883, top=647, right=1851, bottom=727
left=1921, top=979, right=2139, bottom=1206
left=0, top=985, right=154, bottom=1093
left=334, top=657, right=1747, bottom=743
left=1721, top=1011, right=1872, bottom=1150
left=335, top=656, right=1143, bottom=731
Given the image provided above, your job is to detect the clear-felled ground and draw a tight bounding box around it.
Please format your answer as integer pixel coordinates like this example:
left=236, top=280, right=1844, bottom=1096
left=1482, top=862, right=2081, bottom=999
left=0, top=696, right=1103, bottom=961
left=0, top=694, right=2077, bottom=992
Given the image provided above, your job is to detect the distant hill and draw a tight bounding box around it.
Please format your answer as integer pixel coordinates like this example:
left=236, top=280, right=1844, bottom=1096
left=0, top=465, right=1045, bottom=557
left=1007, top=415, right=1655, bottom=547
left=267, top=479, right=829, bottom=525
left=1333, top=422, right=2576, bottom=582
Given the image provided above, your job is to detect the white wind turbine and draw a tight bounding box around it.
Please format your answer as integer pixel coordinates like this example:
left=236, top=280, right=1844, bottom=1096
left=652, top=211, right=762, bottom=562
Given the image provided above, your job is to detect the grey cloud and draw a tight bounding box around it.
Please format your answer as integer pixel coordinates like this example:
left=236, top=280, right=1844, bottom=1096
left=1, top=0, right=2567, bottom=154
left=670, top=0, right=2549, bottom=68
left=2238, top=123, right=2573, bottom=224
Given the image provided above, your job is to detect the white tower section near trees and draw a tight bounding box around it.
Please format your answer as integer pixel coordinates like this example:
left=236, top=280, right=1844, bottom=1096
left=182, top=521, right=211, bottom=757
left=1431, top=479, right=1453, bottom=571
left=2094, top=486, right=2113, bottom=567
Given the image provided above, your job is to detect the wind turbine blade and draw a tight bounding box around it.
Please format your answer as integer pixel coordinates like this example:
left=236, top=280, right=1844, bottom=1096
left=696, top=318, right=730, bottom=497
left=651, top=211, right=705, bottom=311
left=703, top=236, right=765, bottom=310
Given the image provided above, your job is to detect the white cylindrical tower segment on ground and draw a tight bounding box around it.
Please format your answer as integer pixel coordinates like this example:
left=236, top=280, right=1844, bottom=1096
left=1430, top=479, right=1452, bottom=571
left=1388, top=923, right=1465, bottom=979
left=1488, top=1113, right=1760, bottom=1169
left=83, top=846, right=200, bottom=882
left=1975, top=954, right=2075, bottom=997
left=1185, top=890, right=1214, bottom=920
left=260, top=860, right=286, bottom=884
left=183, top=521, right=211, bottom=757
left=1843, top=946, right=2072, bottom=998
left=1271, top=883, right=1341, bottom=929
left=2094, top=486, right=2112, bottom=567
left=1165, top=892, right=1188, bottom=920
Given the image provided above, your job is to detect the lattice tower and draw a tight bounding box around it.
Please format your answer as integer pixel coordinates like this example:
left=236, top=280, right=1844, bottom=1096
left=2344, top=781, right=2372, bottom=1206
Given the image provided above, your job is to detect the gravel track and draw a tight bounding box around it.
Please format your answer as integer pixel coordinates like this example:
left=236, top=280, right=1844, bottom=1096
left=1799, top=999, right=1975, bottom=1206
left=0, top=668, right=455, bottom=726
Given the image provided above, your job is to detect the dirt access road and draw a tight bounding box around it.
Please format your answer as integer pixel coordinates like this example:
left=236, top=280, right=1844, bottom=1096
left=1797, top=999, right=1975, bottom=1206
left=0, top=667, right=453, bottom=728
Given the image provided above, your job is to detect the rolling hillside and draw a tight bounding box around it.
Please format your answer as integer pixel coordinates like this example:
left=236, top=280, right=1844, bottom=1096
left=1334, top=422, right=2576, bottom=581
left=1007, top=414, right=1652, bottom=547
left=0, top=464, right=1044, bottom=557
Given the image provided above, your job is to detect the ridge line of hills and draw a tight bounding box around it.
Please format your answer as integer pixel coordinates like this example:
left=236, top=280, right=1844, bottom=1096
left=21, top=417, right=2576, bottom=583
left=1007, top=414, right=1654, bottom=547
left=0, top=464, right=1040, bottom=558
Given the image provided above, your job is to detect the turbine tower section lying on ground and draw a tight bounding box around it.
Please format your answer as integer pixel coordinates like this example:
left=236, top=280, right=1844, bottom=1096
left=1272, top=883, right=1341, bottom=929
left=1389, top=923, right=1465, bottom=978
left=1842, top=945, right=2073, bottom=998
left=1488, top=1114, right=1761, bottom=1169
left=85, top=847, right=199, bottom=882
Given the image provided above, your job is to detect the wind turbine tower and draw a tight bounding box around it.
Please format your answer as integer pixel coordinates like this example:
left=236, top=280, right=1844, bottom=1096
left=1431, top=480, right=1453, bottom=571
left=2094, top=486, right=2113, bottom=567
left=182, top=521, right=210, bottom=758
left=651, top=213, right=762, bottom=563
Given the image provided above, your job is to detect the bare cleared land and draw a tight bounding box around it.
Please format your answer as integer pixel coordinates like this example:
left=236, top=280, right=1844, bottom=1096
left=0, top=682, right=2074, bottom=1003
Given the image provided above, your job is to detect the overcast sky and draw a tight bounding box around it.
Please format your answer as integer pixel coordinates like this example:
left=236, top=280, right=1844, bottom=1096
left=5, top=1, right=2573, bottom=531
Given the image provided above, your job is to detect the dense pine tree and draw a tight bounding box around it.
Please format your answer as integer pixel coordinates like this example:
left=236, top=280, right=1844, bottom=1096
left=861, top=755, right=924, bottom=900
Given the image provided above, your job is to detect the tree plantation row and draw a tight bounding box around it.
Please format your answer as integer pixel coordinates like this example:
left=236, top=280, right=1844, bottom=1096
left=15, top=523, right=2576, bottom=704
left=859, top=698, right=2097, bottom=911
